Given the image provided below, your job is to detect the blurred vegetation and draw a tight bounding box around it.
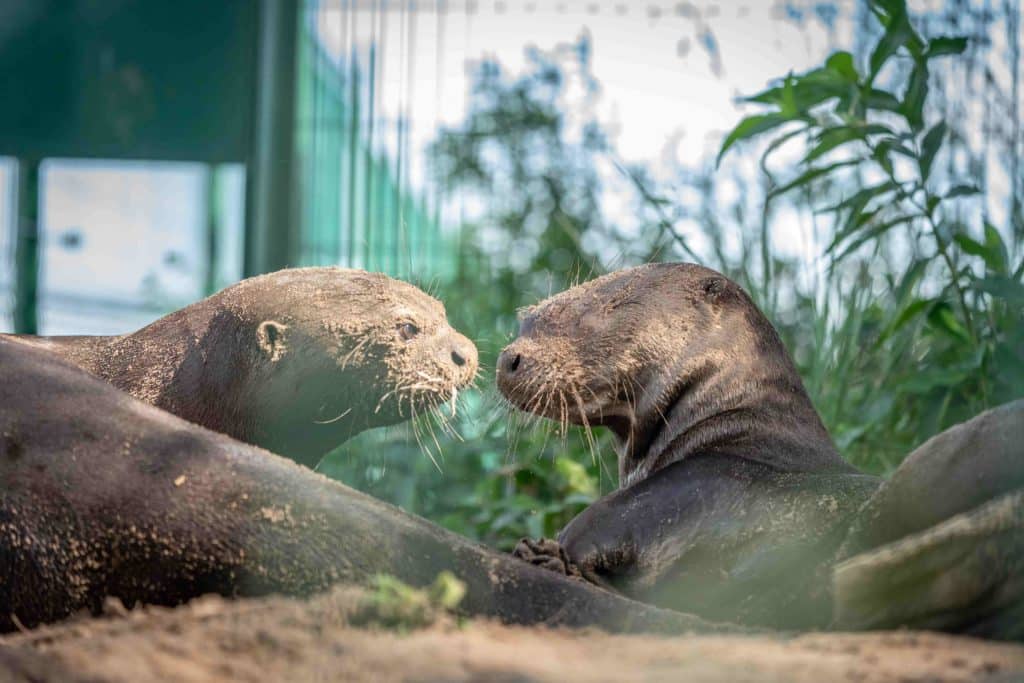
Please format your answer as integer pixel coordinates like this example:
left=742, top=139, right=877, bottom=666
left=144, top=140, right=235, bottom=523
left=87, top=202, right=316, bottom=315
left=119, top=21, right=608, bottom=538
left=321, top=0, right=1023, bottom=551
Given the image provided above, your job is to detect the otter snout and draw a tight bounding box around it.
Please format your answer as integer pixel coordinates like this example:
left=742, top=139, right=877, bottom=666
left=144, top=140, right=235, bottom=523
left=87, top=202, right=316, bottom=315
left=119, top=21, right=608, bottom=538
left=496, top=340, right=532, bottom=399
left=447, top=331, right=478, bottom=383
left=498, top=348, right=521, bottom=374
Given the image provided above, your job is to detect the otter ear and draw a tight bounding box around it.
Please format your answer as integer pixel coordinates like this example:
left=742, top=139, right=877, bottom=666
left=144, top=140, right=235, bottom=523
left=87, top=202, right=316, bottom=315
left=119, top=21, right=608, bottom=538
left=257, top=320, right=288, bottom=361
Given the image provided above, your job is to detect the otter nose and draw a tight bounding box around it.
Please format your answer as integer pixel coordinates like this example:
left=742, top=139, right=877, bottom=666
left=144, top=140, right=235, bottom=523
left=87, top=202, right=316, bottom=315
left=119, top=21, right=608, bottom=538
left=499, top=349, right=522, bottom=374
left=449, top=335, right=478, bottom=377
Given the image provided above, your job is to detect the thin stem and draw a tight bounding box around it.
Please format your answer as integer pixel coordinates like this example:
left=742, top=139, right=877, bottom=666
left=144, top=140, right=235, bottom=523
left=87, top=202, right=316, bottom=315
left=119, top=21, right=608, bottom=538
left=865, top=139, right=978, bottom=344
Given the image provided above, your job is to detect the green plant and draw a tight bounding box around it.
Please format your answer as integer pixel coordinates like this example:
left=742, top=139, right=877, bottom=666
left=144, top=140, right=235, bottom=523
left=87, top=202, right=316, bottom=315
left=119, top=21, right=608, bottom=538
left=718, top=0, right=1023, bottom=470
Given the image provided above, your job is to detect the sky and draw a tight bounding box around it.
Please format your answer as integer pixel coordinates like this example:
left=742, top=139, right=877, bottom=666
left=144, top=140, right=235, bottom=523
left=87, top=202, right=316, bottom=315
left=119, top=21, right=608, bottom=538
left=313, top=1, right=854, bottom=190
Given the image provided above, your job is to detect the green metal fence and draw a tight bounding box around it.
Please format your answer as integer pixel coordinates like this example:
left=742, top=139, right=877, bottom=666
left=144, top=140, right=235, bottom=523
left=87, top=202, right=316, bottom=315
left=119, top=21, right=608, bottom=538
left=295, top=1, right=452, bottom=280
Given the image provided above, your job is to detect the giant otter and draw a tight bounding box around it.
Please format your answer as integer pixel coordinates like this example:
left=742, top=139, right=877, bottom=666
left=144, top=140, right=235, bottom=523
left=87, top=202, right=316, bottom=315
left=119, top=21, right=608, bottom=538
left=498, top=263, right=880, bottom=628
left=4, top=267, right=477, bottom=468
left=0, top=338, right=722, bottom=635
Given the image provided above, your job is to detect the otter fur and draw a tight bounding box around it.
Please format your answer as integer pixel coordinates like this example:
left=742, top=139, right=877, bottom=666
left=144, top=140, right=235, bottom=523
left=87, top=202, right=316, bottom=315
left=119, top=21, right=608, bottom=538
left=4, top=267, right=477, bottom=467
left=498, top=263, right=879, bottom=627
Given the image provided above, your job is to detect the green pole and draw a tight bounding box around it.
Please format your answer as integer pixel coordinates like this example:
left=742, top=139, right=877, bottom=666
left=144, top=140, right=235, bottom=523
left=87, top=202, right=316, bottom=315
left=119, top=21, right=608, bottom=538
left=204, top=165, right=221, bottom=295
left=244, top=0, right=301, bottom=277
left=13, top=157, right=39, bottom=334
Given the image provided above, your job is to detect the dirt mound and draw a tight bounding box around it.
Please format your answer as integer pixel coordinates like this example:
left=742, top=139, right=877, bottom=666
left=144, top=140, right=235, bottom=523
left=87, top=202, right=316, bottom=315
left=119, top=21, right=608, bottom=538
left=1, top=586, right=1022, bottom=683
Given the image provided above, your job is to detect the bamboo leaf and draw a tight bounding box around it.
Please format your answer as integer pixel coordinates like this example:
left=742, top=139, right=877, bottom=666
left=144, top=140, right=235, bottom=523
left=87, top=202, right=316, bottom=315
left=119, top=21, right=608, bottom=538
left=768, top=160, right=859, bottom=198
left=830, top=214, right=914, bottom=261
left=892, top=297, right=933, bottom=332
left=825, top=51, right=859, bottom=82
left=759, top=125, right=810, bottom=170
left=926, top=302, right=970, bottom=343
left=953, top=232, right=989, bottom=258
left=864, top=88, right=902, bottom=112
left=919, top=120, right=946, bottom=181
left=818, top=181, right=898, bottom=215
left=901, top=60, right=929, bottom=131
left=803, top=124, right=892, bottom=164
left=927, top=36, right=968, bottom=58
left=944, top=184, right=980, bottom=198
left=984, top=222, right=1009, bottom=275
left=717, top=113, right=792, bottom=166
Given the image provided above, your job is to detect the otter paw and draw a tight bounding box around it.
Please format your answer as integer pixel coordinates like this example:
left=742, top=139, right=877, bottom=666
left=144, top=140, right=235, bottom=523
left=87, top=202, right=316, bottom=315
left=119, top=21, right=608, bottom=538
left=512, top=537, right=584, bottom=580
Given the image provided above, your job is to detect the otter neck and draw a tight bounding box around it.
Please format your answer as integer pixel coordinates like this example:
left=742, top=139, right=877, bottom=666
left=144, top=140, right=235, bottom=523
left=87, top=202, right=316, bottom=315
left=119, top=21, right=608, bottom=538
left=614, top=347, right=850, bottom=489
left=95, top=307, right=251, bottom=440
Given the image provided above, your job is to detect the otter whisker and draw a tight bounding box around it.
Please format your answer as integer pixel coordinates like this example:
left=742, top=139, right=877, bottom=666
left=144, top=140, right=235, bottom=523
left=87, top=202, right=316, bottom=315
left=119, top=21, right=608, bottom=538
left=338, top=335, right=371, bottom=370
left=571, top=388, right=600, bottom=466
left=313, top=407, right=353, bottom=425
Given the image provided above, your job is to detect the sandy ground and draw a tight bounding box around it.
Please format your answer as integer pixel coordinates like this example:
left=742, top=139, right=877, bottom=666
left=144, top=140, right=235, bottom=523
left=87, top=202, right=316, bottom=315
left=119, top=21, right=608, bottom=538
left=1, top=586, right=1023, bottom=683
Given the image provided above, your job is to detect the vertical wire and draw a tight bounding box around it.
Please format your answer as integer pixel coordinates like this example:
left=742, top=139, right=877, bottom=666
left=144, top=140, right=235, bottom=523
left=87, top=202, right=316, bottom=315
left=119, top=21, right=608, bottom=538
left=403, top=2, right=417, bottom=278
left=433, top=0, right=447, bottom=277
left=335, top=0, right=348, bottom=264
left=346, top=0, right=360, bottom=271
left=393, top=1, right=405, bottom=278
left=311, top=0, right=321, bottom=263
left=363, top=0, right=378, bottom=269
left=368, top=2, right=385, bottom=270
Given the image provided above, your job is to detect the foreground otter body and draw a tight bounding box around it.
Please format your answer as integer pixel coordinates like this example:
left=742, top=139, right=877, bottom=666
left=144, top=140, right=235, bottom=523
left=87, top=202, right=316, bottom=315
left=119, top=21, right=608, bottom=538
left=0, top=339, right=721, bottom=635
left=4, top=268, right=477, bottom=467
left=499, top=263, right=877, bottom=627
left=500, top=263, right=1022, bottom=634
left=833, top=399, right=1024, bottom=637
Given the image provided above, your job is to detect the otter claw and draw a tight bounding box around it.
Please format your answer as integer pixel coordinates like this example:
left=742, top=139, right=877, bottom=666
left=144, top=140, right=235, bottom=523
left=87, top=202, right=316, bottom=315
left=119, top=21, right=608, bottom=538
left=512, top=537, right=584, bottom=580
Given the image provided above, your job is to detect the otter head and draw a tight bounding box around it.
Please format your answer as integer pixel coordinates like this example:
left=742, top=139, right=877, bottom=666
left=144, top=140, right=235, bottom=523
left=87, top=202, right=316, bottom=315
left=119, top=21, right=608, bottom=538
left=217, top=267, right=477, bottom=466
left=496, top=263, right=840, bottom=487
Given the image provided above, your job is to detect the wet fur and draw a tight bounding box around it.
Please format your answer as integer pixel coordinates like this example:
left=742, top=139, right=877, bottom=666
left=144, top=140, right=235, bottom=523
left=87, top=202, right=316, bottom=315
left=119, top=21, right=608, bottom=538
left=499, top=263, right=879, bottom=627
left=3, top=267, right=477, bottom=468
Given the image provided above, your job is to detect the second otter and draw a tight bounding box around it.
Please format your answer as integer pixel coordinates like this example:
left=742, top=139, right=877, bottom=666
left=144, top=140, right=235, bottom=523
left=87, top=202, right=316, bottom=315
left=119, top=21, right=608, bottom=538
left=5, top=268, right=477, bottom=468
left=499, top=263, right=879, bottom=627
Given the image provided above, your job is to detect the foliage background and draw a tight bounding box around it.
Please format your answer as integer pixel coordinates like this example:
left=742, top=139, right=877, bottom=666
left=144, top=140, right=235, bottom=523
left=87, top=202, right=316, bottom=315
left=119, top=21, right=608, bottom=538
left=320, top=0, right=1023, bottom=551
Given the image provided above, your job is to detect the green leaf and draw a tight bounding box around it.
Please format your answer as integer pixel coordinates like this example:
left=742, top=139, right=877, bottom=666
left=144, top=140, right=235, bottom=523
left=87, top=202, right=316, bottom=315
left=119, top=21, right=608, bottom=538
left=927, top=36, right=968, bottom=58
left=944, top=184, right=980, bottom=198
left=717, top=113, right=792, bottom=166
left=918, top=120, right=946, bottom=181
left=870, top=0, right=907, bottom=21
left=894, top=258, right=929, bottom=305
left=825, top=51, right=859, bottom=82
left=901, top=62, right=933, bottom=132
left=870, top=16, right=910, bottom=75
left=872, top=141, right=895, bottom=175
left=803, top=124, right=892, bottom=164
left=818, top=181, right=898, bottom=215
left=768, top=160, right=859, bottom=198
left=831, top=214, right=915, bottom=261
left=953, top=232, right=989, bottom=258
left=780, top=73, right=798, bottom=116
left=891, top=297, right=933, bottom=334
left=983, top=222, right=1009, bottom=275
left=864, top=88, right=902, bottom=112
left=901, top=60, right=929, bottom=131
left=869, top=4, right=924, bottom=77
left=759, top=125, right=810, bottom=170
left=926, top=302, right=970, bottom=343
left=745, top=71, right=853, bottom=113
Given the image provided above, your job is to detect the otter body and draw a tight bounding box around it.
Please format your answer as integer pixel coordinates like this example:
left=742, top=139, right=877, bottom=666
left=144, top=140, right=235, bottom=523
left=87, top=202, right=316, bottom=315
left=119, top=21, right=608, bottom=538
left=4, top=268, right=477, bottom=467
left=0, top=339, right=715, bottom=634
left=500, top=263, right=880, bottom=627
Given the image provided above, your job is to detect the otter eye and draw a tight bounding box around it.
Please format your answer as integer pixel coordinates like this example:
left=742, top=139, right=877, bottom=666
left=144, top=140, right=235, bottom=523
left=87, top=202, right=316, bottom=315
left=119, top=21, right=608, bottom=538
left=398, top=322, right=420, bottom=341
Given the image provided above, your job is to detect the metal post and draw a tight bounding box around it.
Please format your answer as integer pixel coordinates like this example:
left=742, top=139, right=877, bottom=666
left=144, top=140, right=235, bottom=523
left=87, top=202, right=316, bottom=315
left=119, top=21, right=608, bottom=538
left=244, top=0, right=301, bottom=277
left=13, top=157, right=39, bottom=334
left=205, top=165, right=221, bottom=295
